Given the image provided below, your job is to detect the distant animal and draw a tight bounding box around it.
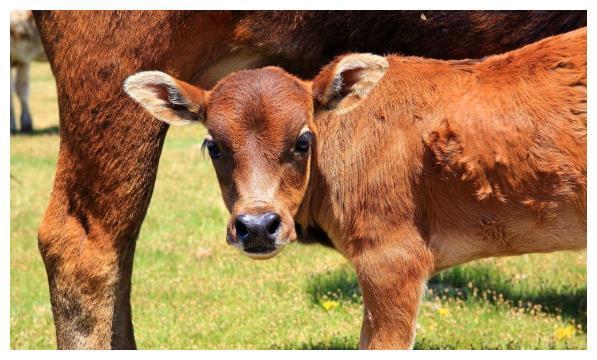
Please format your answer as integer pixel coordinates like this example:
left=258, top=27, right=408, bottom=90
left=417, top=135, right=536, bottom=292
left=11, top=10, right=46, bottom=134
left=35, top=10, right=585, bottom=349
left=125, top=27, right=586, bottom=349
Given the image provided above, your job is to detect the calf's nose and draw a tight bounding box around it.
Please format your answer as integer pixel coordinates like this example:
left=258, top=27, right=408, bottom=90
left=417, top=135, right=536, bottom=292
left=234, top=212, right=281, bottom=246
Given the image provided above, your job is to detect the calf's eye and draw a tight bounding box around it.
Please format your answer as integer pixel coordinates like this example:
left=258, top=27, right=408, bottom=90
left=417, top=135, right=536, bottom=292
left=203, top=139, right=222, bottom=159
left=295, top=132, right=313, bottom=154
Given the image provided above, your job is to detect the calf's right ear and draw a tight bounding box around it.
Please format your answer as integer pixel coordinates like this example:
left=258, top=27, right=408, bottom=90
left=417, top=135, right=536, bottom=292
left=312, top=53, right=388, bottom=114
left=123, top=71, right=208, bottom=125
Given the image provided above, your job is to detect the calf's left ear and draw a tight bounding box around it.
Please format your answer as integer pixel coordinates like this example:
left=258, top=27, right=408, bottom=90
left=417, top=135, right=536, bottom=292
left=312, top=53, right=388, bottom=114
left=123, top=71, right=208, bottom=125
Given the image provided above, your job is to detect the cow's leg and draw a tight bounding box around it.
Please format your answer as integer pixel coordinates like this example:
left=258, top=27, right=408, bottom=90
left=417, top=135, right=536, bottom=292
left=359, top=304, right=371, bottom=347
left=351, top=231, right=434, bottom=349
left=37, top=120, right=166, bottom=349
left=36, top=93, right=169, bottom=349
left=34, top=10, right=240, bottom=349
left=10, top=68, right=16, bottom=135
left=35, top=20, right=168, bottom=348
left=39, top=206, right=120, bottom=349
left=110, top=234, right=137, bottom=349
left=15, top=62, right=32, bottom=133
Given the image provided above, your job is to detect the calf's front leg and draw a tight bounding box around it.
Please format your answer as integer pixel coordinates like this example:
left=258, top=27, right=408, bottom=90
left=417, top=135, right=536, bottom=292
left=351, top=234, right=434, bottom=349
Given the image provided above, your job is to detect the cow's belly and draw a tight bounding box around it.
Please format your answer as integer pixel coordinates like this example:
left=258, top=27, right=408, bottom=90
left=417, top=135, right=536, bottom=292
left=195, top=50, right=269, bottom=88
left=430, top=203, right=586, bottom=272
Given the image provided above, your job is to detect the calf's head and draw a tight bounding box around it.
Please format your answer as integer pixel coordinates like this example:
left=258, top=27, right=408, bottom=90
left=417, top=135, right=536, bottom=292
left=124, top=54, right=388, bottom=259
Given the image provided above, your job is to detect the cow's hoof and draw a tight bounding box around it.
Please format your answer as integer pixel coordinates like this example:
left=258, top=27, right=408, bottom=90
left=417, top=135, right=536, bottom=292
left=20, top=125, right=33, bottom=134
left=10, top=128, right=16, bottom=136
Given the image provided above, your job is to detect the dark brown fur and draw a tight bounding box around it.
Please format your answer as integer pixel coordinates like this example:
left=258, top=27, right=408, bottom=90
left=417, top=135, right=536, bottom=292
left=35, top=10, right=585, bottom=349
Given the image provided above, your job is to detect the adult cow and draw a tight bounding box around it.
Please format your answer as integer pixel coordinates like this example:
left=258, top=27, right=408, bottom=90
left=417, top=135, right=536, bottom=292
left=34, top=11, right=586, bottom=349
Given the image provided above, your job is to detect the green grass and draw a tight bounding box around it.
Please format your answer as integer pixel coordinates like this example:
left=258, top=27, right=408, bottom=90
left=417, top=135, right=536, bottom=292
left=10, top=63, right=587, bottom=349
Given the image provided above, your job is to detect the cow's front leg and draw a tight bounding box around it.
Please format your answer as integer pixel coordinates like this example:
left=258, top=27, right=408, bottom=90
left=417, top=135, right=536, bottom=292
left=37, top=120, right=166, bottom=349
left=15, top=62, right=32, bottom=133
left=10, top=68, right=16, bottom=135
left=33, top=9, right=221, bottom=348
left=351, top=233, right=434, bottom=349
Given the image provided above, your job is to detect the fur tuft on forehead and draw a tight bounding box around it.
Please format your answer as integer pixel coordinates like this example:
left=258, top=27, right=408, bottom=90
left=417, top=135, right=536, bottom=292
left=205, top=67, right=312, bottom=131
left=209, top=67, right=309, bottom=104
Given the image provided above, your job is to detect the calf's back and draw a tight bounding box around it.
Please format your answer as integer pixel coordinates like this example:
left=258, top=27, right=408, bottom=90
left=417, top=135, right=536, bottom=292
left=310, top=28, right=586, bottom=269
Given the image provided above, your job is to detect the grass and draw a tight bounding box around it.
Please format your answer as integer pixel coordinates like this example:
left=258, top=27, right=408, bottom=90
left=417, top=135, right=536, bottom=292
left=10, top=63, right=587, bottom=349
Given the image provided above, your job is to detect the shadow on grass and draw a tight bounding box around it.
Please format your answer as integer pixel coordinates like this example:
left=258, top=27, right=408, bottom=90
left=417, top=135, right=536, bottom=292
left=413, top=338, right=565, bottom=350
left=274, top=338, right=569, bottom=350
left=428, top=265, right=587, bottom=331
left=273, top=338, right=529, bottom=350
left=11, top=126, right=59, bottom=136
left=271, top=337, right=358, bottom=350
left=306, top=265, right=361, bottom=306
left=305, top=263, right=586, bottom=331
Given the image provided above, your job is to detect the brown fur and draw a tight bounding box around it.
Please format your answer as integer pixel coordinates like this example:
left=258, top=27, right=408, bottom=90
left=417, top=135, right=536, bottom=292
left=36, top=10, right=585, bottom=349
left=128, top=28, right=586, bottom=349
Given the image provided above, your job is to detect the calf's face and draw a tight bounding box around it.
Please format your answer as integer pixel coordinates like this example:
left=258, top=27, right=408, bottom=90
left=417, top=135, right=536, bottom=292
left=124, top=54, right=388, bottom=259
left=202, top=69, right=314, bottom=259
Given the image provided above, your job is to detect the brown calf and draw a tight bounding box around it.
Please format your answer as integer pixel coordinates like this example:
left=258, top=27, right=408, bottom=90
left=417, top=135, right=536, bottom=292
left=35, top=10, right=585, bottom=348
left=126, top=27, right=586, bottom=349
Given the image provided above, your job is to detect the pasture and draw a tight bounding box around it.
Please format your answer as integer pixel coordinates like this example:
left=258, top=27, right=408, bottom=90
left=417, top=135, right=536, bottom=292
left=10, top=63, right=586, bottom=349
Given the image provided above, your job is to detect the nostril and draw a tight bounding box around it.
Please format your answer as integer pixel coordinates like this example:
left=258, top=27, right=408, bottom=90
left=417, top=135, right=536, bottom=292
left=266, top=213, right=281, bottom=235
left=235, top=218, right=249, bottom=238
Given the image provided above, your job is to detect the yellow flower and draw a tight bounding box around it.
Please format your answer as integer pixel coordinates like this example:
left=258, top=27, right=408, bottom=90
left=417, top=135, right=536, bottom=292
left=554, top=325, right=575, bottom=341
left=438, top=308, right=449, bottom=316
left=321, top=300, right=339, bottom=311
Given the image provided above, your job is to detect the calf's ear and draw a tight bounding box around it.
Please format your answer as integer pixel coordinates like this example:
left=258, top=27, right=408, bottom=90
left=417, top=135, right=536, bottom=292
left=312, top=53, right=388, bottom=114
left=123, top=71, right=208, bottom=125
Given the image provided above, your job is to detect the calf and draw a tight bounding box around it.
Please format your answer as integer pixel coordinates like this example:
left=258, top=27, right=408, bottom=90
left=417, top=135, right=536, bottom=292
left=126, top=27, right=586, bottom=349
